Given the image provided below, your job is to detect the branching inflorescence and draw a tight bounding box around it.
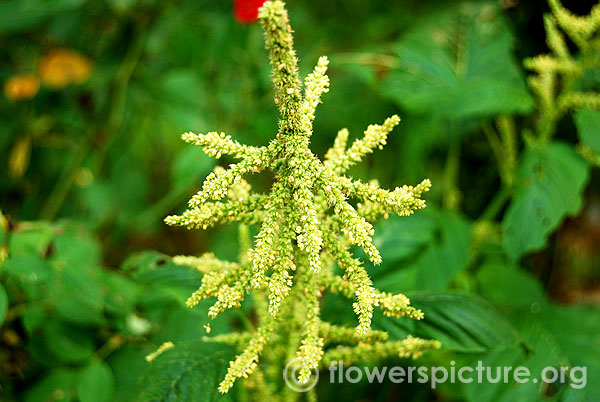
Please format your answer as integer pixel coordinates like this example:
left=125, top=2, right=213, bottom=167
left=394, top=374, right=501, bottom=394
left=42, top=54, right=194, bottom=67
left=165, top=0, right=439, bottom=395
left=524, top=0, right=600, bottom=143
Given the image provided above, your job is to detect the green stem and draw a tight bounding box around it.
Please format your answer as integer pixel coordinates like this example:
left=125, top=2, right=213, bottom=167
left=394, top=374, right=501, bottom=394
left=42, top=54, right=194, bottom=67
left=39, top=21, right=148, bottom=220
left=443, top=121, right=461, bottom=210
left=479, top=186, right=511, bottom=222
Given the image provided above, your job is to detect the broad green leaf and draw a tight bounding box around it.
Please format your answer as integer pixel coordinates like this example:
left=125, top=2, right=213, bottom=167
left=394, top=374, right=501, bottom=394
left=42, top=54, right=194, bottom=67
left=100, top=271, right=143, bottom=317
left=475, top=263, right=547, bottom=309
left=373, top=212, right=436, bottom=262
left=52, top=224, right=102, bottom=268
left=22, top=304, right=48, bottom=335
left=135, top=341, right=236, bottom=402
left=49, top=264, right=105, bottom=326
left=0, top=284, right=8, bottom=325
left=534, top=306, right=600, bottom=400
left=3, top=255, right=53, bottom=300
left=460, top=323, right=565, bottom=402
left=503, top=142, right=589, bottom=260
left=461, top=305, right=600, bottom=402
left=107, top=345, right=151, bottom=402
left=123, top=251, right=202, bottom=291
left=372, top=208, right=471, bottom=293
left=122, top=251, right=203, bottom=308
left=77, top=361, right=116, bottom=402
left=380, top=2, right=533, bottom=119
left=377, top=292, right=523, bottom=353
left=3, top=254, right=52, bottom=283
left=574, top=108, right=600, bottom=154
left=41, top=321, right=96, bottom=364
left=8, top=221, right=57, bottom=258
left=414, top=210, right=471, bottom=291
left=24, top=368, right=77, bottom=402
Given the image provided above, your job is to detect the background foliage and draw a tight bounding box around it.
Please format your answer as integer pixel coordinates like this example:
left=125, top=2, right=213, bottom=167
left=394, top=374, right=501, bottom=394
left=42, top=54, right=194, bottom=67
left=0, top=0, right=599, bottom=401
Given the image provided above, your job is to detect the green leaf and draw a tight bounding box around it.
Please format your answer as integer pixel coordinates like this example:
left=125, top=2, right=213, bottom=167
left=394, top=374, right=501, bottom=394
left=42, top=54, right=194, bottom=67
left=414, top=210, right=471, bottom=291
left=0, top=284, right=8, bottom=325
left=461, top=305, right=600, bottom=402
left=123, top=251, right=202, bottom=292
left=372, top=208, right=471, bottom=293
left=0, top=0, right=87, bottom=33
left=106, top=345, right=150, bottom=402
left=503, top=142, right=589, bottom=260
left=373, top=212, right=437, bottom=262
left=41, top=321, right=96, bottom=364
left=172, top=146, right=215, bottom=192
left=100, top=271, right=143, bottom=317
left=135, top=341, right=236, bottom=402
left=380, top=2, right=533, bottom=119
left=24, top=368, right=77, bottom=402
left=377, top=292, right=524, bottom=353
left=77, top=361, right=116, bottom=402
left=52, top=224, right=102, bottom=268
left=574, top=108, right=600, bottom=154
left=3, top=255, right=53, bottom=300
left=50, top=264, right=105, bottom=326
left=475, top=263, right=548, bottom=309
left=8, top=221, right=57, bottom=258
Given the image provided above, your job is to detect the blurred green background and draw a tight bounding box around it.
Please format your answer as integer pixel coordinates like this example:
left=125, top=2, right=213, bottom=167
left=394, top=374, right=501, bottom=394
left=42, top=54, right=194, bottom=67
left=1, top=0, right=599, bottom=401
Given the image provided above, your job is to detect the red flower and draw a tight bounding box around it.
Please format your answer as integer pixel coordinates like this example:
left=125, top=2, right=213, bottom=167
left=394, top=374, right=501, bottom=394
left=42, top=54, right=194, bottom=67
left=233, top=0, right=267, bottom=24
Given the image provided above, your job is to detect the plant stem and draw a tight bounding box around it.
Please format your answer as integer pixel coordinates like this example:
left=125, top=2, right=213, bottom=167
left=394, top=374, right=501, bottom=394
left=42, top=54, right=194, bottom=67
left=479, top=186, right=511, bottom=222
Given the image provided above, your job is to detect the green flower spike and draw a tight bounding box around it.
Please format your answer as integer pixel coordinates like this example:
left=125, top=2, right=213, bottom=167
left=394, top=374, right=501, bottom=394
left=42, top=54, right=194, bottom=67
left=166, top=0, right=440, bottom=395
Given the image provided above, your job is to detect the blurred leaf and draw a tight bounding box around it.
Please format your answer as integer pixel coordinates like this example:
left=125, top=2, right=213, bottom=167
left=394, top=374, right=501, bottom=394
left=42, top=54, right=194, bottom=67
left=503, top=142, right=589, bottom=260
left=0, top=284, right=8, bottom=325
left=0, top=0, right=87, bottom=33
left=50, top=264, right=105, bottom=326
left=100, top=271, right=143, bottom=317
left=105, top=0, right=137, bottom=13
left=24, top=368, right=77, bottom=402
left=107, top=345, right=150, bottom=402
left=159, top=69, right=210, bottom=132
left=373, top=212, right=437, bottom=262
left=377, top=292, right=524, bottom=353
left=77, top=361, right=116, bottom=402
left=52, top=224, right=102, bottom=267
left=373, top=208, right=471, bottom=292
left=22, top=304, right=48, bottom=335
left=9, top=221, right=57, bottom=258
left=574, top=108, right=600, bottom=154
left=172, top=146, right=215, bottom=192
left=135, top=341, right=236, bottom=402
left=3, top=255, right=53, bottom=301
left=380, top=2, right=533, bottom=119
left=414, top=210, right=471, bottom=291
left=41, top=321, right=96, bottom=364
left=123, top=251, right=201, bottom=291
left=122, top=251, right=202, bottom=308
left=476, top=263, right=547, bottom=309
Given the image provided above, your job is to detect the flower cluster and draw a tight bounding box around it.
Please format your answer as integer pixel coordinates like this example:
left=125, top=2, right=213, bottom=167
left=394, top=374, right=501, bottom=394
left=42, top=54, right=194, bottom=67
left=524, top=0, right=600, bottom=141
left=165, top=0, right=439, bottom=395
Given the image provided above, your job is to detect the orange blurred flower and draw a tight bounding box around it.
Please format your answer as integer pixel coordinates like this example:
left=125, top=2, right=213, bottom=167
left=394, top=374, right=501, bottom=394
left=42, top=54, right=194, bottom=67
left=38, top=48, right=93, bottom=88
left=3, top=74, right=40, bottom=101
